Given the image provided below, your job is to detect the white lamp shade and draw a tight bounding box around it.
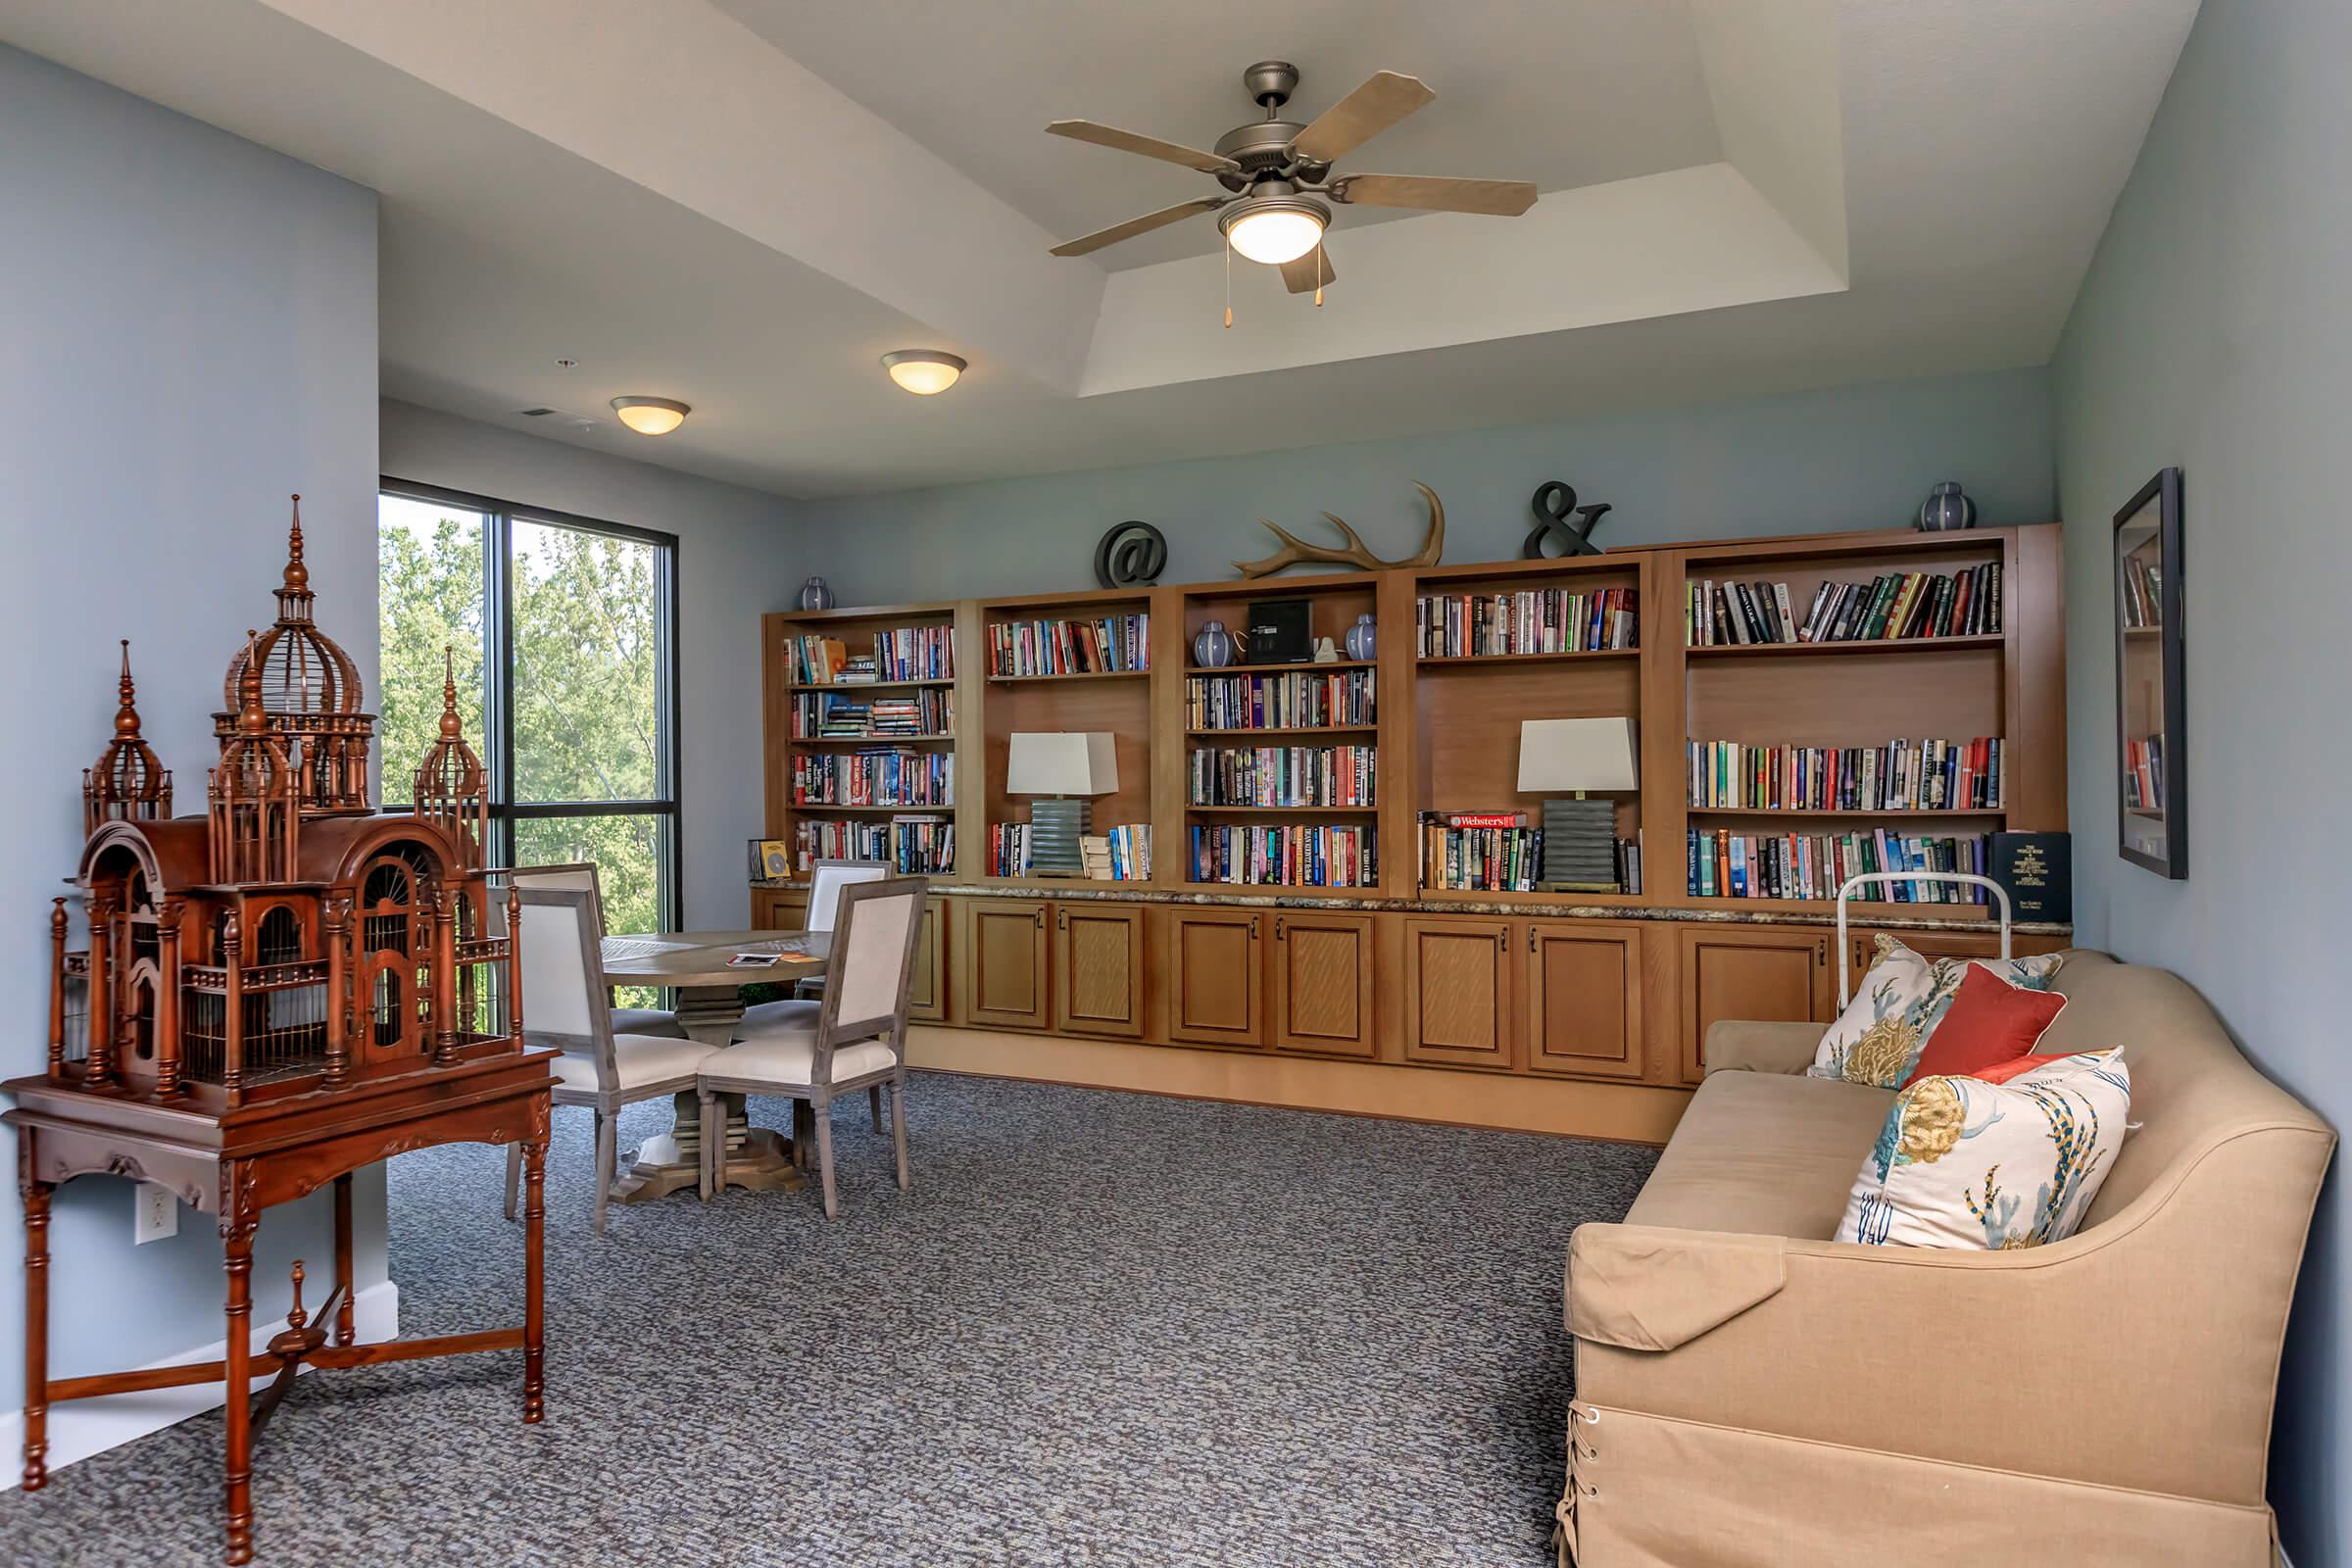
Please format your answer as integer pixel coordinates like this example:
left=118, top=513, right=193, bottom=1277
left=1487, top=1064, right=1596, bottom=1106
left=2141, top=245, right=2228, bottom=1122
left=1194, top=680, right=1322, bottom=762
left=1518, top=717, right=1639, bottom=793
left=1007, top=731, right=1119, bottom=796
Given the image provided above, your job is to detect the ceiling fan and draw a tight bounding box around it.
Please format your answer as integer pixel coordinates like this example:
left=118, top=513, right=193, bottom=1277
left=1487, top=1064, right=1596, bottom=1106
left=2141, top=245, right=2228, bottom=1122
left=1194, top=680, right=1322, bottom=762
left=1046, top=60, right=1538, bottom=296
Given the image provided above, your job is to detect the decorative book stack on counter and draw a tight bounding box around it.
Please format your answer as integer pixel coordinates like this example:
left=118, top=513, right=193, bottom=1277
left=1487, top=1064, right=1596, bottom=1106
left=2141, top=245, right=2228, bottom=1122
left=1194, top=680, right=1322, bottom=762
left=789, top=749, right=954, bottom=807
left=1417, top=811, right=1642, bottom=895
left=1189, top=823, right=1376, bottom=888
left=1688, top=736, right=2006, bottom=811
left=1415, top=585, right=1639, bottom=656
left=1685, top=563, right=2003, bottom=645
left=988, top=612, right=1149, bottom=676
left=1185, top=667, right=1374, bottom=729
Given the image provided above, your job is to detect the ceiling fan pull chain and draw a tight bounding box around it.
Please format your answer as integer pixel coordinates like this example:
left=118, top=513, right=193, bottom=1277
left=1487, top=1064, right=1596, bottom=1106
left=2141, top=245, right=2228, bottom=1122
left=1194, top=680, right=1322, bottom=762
left=1314, top=236, right=1325, bottom=307
left=1225, top=241, right=1234, bottom=329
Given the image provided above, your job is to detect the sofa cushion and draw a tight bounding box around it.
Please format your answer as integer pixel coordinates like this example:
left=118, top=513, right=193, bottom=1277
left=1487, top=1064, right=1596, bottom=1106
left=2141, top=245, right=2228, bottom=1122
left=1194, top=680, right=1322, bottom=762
left=1899, top=963, right=2068, bottom=1086
left=1810, top=936, right=2064, bottom=1088
left=1627, top=1070, right=1896, bottom=1239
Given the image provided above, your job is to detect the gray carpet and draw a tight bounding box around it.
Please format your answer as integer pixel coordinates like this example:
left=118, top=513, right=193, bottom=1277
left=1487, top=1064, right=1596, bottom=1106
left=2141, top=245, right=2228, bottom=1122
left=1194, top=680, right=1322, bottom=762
left=2, top=1073, right=1654, bottom=1567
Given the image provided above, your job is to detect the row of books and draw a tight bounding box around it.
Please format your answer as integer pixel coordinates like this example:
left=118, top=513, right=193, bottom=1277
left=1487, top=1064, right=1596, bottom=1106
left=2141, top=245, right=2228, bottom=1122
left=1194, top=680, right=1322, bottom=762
left=2121, top=556, right=2163, bottom=629
left=987, top=614, right=1148, bottom=677
left=1414, top=811, right=1643, bottom=894
left=1188, top=823, right=1377, bottom=888
left=2125, top=735, right=2166, bottom=810
left=790, top=690, right=953, bottom=739
left=1685, top=564, right=2003, bottom=646
left=789, top=626, right=954, bottom=685
left=1187, top=745, right=1377, bottom=808
left=1184, top=668, right=1374, bottom=731
left=1687, top=736, right=2006, bottom=812
left=1415, top=586, right=1639, bottom=658
left=1084, top=825, right=1152, bottom=882
left=794, top=815, right=954, bottom=874
left=789, top=750, right=954, bottom=808
left=1687, top=828, right=1993, bottom=904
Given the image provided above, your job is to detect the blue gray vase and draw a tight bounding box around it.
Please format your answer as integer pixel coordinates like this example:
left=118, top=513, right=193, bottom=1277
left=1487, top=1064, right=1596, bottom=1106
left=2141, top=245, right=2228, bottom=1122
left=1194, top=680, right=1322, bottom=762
left=1915, top=482, right=1977, bottom=532
left=1193, top=620, right=1237, bottom=667
left=1345, top=613, right=1378, bottom=662
left=798, top=575, right=836, bottom=610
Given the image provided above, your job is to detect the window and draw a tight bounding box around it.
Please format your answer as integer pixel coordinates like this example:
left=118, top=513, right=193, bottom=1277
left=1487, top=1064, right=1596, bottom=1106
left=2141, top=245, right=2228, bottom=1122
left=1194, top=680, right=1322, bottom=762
left=378, top=482, right=681, bottom=936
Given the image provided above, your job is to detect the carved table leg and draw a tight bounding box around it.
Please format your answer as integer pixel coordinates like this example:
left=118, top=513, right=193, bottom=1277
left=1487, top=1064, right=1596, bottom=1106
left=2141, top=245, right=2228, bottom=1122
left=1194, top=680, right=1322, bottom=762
left=332, top=1172, right=356, bottom=1348
left=220, top=1174, right=259, bottom=1567
left=21, top=1159, right=52, bottom=1493
left=521, top=1132, right=546, bottom=1424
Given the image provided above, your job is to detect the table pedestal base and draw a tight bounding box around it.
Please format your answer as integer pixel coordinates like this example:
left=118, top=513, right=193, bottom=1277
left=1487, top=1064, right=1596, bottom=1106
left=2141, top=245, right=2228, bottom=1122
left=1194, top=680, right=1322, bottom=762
left=613, top=1089, right=803, bottom=1202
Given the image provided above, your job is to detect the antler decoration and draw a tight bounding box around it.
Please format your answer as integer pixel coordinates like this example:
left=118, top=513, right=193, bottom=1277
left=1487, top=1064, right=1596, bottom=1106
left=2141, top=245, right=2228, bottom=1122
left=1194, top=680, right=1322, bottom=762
left=1233, top=481, right=1446, bottom=578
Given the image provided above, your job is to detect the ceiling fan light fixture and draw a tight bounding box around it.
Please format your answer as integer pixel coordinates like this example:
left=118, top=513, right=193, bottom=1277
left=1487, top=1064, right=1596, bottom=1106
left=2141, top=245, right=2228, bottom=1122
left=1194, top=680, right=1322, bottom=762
left=610, top=396, right=689, bottom=436
left=882, top=350, right=968, bottom=395
left=1220, top=196, right=1329, bottom=266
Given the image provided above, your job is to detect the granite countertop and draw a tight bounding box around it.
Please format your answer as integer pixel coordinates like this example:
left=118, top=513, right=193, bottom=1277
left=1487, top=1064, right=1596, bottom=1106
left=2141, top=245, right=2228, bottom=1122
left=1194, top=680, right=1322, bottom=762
left=750, top=877, right=2072, bottom=936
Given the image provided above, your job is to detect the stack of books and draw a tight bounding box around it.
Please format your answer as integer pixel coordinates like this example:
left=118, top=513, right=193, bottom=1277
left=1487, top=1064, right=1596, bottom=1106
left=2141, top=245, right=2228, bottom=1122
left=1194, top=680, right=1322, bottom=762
left=1685, top=564, right=2003, bottom=646
left=2126, top=736, right=2165, bottom=810
left=988, top=613, right=1149, bottom=676
left=871, top=624, right=954, bottom=681
left=2121, top=559, right=2162, bottom=629
left=1415, top=812, right=1642, bottom=894
left=791, top=689, right=953, bottom=739
left=1687, top=828, right=1993, bottom=904
left=1077, top=826, right=1152, bottom=881
left=1187, top=744, right=1376, bottom=808
left=1687, top=736, right=2005, bottom=812
left=1185, top=667, right=1374, bottom=729
left=1189, top=823, right=1375, bottom=888
left=986, top=823, right=1031, bottom=878
left=790, top=750, right=953, bottom=808
left=1416, top=586, right=1638, bottom=657
left=795, top=815, right=953, bottom=874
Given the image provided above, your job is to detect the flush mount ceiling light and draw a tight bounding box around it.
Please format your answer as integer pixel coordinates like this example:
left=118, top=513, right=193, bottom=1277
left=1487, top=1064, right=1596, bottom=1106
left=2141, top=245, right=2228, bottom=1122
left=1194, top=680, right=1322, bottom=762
left=610, top=396, right=689, bottom=435
left=1217, top=190, right=1329, bottom=265
left=882, top=350, right=967, bottom=395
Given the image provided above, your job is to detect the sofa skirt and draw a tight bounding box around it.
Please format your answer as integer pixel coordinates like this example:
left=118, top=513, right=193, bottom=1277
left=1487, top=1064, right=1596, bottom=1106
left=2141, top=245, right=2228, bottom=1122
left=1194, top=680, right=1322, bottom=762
left=1554, top=1402, right=2277, bottom=1567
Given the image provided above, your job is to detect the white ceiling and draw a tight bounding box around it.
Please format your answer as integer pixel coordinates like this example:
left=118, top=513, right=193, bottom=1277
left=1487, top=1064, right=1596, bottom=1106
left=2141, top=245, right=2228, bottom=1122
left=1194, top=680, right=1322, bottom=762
left=0, top=0, right=2199, bottom=500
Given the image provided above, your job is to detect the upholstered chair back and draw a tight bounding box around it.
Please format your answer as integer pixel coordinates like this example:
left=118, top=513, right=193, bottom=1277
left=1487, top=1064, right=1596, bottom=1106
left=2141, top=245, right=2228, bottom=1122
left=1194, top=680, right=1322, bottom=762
left=820, top=879, right=926, bottom=1048
left=807, top=858, right=889, bottom=934
left=515, top=887, right=609, bottom=1048
left=513, top=861, right=610, bottom=936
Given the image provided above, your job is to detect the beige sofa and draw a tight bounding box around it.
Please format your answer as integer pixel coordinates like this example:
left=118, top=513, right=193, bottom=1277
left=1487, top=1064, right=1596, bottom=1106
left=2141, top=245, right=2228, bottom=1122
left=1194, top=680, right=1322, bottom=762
left=1557, top=951, right=2334, bottom=1567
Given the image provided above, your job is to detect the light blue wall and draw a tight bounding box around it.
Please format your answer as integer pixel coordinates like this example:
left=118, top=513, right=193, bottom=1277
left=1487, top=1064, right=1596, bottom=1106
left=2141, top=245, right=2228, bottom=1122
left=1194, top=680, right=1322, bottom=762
left=2050, top=0, right=2350, bottom=1559
left=0, top=47, right=384, bottom=1410
left=794, top=368, right=2055, bottom=601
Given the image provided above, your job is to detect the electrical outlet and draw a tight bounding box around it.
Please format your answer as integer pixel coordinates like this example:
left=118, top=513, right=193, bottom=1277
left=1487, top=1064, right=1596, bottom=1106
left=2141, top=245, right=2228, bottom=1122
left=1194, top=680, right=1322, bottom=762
left=133, top=1181, right=177, bottom=1245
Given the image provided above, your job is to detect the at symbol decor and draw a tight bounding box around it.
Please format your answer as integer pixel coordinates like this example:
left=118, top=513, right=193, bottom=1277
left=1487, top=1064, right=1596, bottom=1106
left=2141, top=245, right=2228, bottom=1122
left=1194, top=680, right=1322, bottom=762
left=1232, top=480, right=1446, bottom=578
left=1093, top=519, right=1169, bottom=588
left=1523, top=479, right=1611, bottom=558
left=3, top=496, right=556, bottom=1567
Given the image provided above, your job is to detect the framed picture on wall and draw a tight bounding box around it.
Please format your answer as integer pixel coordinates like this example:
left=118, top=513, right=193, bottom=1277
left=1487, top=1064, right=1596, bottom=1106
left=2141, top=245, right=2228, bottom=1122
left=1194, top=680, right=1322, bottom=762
left=2114, top=467, right=2185, bottom=878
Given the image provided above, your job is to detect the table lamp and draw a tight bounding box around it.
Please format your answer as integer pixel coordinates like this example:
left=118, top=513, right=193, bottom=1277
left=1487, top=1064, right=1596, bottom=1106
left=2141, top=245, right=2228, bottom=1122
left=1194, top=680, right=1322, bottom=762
left=1008, top=731, right=1119, bottom=876
left=1518, top=717, right=1639, bottom=892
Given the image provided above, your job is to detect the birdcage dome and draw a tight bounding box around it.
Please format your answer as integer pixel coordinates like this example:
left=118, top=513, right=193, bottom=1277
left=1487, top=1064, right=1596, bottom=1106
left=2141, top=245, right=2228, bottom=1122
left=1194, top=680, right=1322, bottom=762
left=220, top=496, right=366, bottom=717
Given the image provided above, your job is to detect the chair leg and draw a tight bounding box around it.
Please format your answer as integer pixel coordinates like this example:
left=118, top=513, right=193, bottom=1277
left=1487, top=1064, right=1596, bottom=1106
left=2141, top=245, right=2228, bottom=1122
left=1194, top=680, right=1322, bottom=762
left=813, top=1102, right=839, bottom=1220
left=696, top=1089, right=718, bottom=1201
left=890, top=1076, right=909, bottom=1193
left=869, top=1084, right=884, bottom=1134
left=504, top=1143, right=521, bottom=1222
left=592, top=1110, right=615, bottom=1236
left=792, top=1099, right=814, bottom=1172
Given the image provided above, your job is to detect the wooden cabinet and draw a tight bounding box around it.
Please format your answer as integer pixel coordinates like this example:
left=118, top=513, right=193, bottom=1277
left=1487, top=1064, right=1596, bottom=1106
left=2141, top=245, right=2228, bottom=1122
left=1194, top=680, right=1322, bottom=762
left=1269, top=909, right=1376, bottom=1058
left=1052, top=903, right=1146, bottom=1038
left=908, top=897, right=947, bottom=1023
left=752, top=889, right=808, bottom=930
left=1400, top=916, right=1516, bottom=1070
left=959, top=898, right=1051, bottom=1031
left=1677, top=925, right=1834, bottom=1083
left=1524, top=919, right=1645, bottom=1080
left=1165, top=907, right=1264, bottom=1048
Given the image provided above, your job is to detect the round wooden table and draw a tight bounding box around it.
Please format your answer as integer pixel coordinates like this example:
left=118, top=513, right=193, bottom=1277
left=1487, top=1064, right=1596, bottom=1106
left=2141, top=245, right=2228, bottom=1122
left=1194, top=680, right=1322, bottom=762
left=598, top=929, right=832, bottom=1202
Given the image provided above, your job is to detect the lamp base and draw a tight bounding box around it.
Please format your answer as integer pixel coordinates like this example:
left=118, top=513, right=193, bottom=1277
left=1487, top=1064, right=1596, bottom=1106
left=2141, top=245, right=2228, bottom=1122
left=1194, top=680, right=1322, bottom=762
left=1539, top=797, right=1620, bottom=893
left=1029, top=799, right=1090, bottom=877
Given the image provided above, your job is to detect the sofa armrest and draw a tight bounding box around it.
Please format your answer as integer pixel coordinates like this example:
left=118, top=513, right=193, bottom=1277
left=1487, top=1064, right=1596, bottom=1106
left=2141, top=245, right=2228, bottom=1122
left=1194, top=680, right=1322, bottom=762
left=1702, top=1018, right=1822, bottom=1076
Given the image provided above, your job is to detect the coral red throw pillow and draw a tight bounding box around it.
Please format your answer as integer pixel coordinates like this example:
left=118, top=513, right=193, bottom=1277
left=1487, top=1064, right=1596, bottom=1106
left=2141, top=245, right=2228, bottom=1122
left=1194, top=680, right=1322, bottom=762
left=1896, top=964, right=2068, bottom=1088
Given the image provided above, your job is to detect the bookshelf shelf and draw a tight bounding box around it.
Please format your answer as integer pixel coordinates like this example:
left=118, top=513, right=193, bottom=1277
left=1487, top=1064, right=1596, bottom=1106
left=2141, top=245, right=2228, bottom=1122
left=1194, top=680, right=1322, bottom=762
left=1683, top=634, right=2004, bottom=658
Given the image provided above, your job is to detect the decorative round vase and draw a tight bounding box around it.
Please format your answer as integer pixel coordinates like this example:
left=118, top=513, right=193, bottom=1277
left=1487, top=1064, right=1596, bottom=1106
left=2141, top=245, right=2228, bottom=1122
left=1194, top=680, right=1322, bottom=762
left=1193, top=620, right=1237, bottom=668
left=1345, top=613, right=1378, bottom=662
left=798, top=575, right=836, bottom=611
left=1915, top=482, right=1977, bottom=532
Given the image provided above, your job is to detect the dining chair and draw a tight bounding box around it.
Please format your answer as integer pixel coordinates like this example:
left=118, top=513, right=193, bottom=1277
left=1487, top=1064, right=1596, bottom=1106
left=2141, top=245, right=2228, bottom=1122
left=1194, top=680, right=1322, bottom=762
left=508, top=860, right=685, bottom=1038
left=698, top=876, right=926, bottom=1218
left=506, top=886, right=721, bottom=1234
left=738, top=857, right=889, bottom=1018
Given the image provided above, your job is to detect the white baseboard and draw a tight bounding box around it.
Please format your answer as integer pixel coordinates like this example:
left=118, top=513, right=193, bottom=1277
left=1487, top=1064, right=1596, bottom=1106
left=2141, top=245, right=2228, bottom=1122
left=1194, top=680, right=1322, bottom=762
left=0, top=1279, right=399, bottom=1489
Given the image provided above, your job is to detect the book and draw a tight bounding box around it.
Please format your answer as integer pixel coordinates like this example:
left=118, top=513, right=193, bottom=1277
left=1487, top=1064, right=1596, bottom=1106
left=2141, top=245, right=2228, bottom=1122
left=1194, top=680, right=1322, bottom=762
left=1990, top=831, right=2072, bottom=923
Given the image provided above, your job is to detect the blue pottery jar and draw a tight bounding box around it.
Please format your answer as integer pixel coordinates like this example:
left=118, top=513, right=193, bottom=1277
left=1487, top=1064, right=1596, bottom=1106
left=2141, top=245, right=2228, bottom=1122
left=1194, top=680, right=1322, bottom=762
left=1915, top=482, right=1977, bottom=532
left=1193, top=620, right=1236, bottom=667
left=1345, top=613, right=1378, bottom=662
left=798, top=575, right=836, bottom=610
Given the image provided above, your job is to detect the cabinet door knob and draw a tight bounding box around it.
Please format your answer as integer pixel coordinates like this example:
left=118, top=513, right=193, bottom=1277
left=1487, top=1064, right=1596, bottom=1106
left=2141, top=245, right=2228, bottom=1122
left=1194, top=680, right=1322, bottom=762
left=1250, top=915, right=1259, bottom=940
left=1275, top=917, right=1285, bottom=941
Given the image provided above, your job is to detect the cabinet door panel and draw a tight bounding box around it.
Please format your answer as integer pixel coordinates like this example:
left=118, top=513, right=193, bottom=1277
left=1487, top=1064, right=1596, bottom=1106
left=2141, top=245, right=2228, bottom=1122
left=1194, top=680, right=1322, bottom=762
left=753, top=891, right=808, bottom=931
left=1401, top=917, right=1516, bottom=1070
left=962, top=899, right=1051, bottom=1031
left=1525, top=920, right=1644, bottom=1080
left=908, top=898, right=947, bottom=1023
left=1167, top=908, right=1264, bottom=1048
left=1054, top=905, right=1146, bottom=1038
left=1677, top=925, right=1833, bottom=1083
left=1271, top=911, right=1376, bottom=1058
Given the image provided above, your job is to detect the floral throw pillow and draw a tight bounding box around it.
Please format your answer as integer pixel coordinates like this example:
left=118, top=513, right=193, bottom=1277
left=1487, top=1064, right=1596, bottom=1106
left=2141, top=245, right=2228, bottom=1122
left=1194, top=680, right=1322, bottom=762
left=1808, top=934, right=2064, bottom=1088
left=1835, top=1048, right=2131, bottom=1250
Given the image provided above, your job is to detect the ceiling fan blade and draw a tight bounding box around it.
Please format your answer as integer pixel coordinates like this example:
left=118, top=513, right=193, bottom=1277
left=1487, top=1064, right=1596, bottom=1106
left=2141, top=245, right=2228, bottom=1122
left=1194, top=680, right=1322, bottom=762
left=1049, top=197, right=1230, bottom=257
left=1278, top=246, right=1336, bottom=295
left=1047, top=120, right=1240, bottom=176
left=1328, top=173, right=1538, bottom=217
left=1292, top=72, right=1435, bottom=165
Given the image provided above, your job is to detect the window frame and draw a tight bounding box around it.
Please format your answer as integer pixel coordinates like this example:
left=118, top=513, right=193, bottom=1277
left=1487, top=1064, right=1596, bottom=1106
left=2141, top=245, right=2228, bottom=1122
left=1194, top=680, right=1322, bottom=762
left=378, top=476, right=684, bottom=932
